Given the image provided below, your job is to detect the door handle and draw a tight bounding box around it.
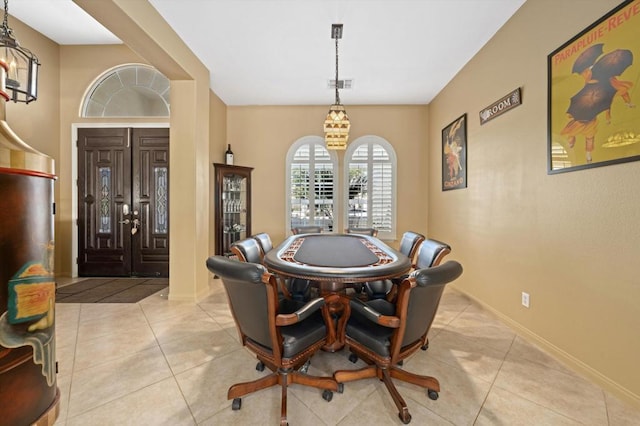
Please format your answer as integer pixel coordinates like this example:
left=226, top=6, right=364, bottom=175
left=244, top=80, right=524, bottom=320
left=131, top=218, right=140, bottom=235
left=119, top=219, right=130, bottom=224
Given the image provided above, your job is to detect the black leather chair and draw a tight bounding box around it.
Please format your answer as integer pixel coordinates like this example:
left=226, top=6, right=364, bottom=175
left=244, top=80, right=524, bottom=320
left=291, top=225, right=323, bottom=234
left=398, top=231, right=426, bottom=267
left=248, top=233, right=313, bottom=302
left=252, top=232, right=273, bottom=263
left=205, top=256, right=340, bottom=425
left=414, top=238, right=452, bottom=270
left=363, top=231, right=426, bottom=300
left=230, top=237, right=263, bottom=263
left=334, top=260, right=463, bottom=424
left=345, top=227, right=378, bottom=237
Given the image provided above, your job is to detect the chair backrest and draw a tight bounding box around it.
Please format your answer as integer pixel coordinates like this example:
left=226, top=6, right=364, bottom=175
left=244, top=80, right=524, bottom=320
left=345, top=227, right=378, bottom=237
left=414, top=238, right=451, bottom=269
left=252, top=232, right=273, bottom=262
left=230, top=237, right=263, bottom=263
left=397, top=260, right=463, bottom=349
left=205, top=255, right=275, bottom=350
left=398, top=231, right=425, bottom=264
left=291, top=225, right=323, bottom=235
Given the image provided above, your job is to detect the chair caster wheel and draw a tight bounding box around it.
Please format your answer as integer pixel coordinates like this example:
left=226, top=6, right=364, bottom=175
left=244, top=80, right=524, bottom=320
left=299, top=360, right=310, bottom=374
left=399, top=411, right=412, bottom=424
left=232, top=398, right=242, bottom=410
left=322, top=389, right=333, bottom=402
left=397, top=360, right=404, bottom=366
left=348, top=353, right=358, bottom=363
left=337, top=383, right=344, bottom=393
left=256, top=361, right=265, bottom=372
left=428, top=389, right=439, bottom=400
left=421, top=344, right=428, bottom=351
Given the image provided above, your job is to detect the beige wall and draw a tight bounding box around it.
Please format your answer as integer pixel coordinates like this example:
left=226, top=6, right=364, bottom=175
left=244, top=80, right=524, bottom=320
left=209, top=92, right=227, bottom=256
left=429, top=0, right=640, bottom=405
left=226, top=105, right=429, bottom=246
left=3, top=16, right=59, bottom=166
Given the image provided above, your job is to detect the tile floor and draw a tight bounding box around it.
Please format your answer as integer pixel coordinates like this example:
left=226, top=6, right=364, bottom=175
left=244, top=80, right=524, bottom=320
left=52, top=279, right=640, bottom=425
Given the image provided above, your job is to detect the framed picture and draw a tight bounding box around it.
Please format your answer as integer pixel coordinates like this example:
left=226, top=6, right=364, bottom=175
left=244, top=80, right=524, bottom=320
left=548, top=0, right=640, bottom=174
left=442, top=113, right=467, bottom=191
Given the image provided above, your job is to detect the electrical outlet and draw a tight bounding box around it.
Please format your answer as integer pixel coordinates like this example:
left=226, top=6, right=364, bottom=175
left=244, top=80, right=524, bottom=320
left=521, top=292, right=530, bottom=308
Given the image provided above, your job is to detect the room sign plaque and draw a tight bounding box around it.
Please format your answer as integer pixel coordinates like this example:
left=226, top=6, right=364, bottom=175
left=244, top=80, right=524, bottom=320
left=479, top=87, right=522, bottom=125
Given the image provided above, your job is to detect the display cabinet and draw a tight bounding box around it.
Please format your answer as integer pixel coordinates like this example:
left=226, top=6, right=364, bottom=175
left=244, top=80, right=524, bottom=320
left=213, top=163, right=253, bottom=256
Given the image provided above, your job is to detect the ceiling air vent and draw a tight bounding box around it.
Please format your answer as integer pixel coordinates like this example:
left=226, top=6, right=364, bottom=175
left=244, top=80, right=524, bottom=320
left=328, top=79, right=353, bottom=89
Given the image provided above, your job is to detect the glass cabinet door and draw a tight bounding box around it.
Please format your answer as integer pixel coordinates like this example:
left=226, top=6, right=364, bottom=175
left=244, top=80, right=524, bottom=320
left=214, top=163, right=253, bottom=256
left=222, top=173, right=248, bottom=255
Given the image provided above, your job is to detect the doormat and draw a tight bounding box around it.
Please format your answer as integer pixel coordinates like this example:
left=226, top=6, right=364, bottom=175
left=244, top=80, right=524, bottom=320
left=56, top=278, right=168, bottom=303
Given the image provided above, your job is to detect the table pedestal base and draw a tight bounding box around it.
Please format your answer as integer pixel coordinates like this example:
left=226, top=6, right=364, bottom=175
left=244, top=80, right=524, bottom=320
left=318, top=282, right=352, bottom=352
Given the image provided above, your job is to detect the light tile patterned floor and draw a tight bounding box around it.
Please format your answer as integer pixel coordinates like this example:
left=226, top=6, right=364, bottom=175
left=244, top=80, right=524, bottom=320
left=53, top=281, right=640, bottom=425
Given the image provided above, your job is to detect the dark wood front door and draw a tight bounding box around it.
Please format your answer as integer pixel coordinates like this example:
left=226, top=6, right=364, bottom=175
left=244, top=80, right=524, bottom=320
left=77, top=128, right=169, bottom=277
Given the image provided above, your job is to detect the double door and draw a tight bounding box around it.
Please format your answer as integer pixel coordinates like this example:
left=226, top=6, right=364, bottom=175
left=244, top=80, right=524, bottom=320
left=78, top=128, right=169, bottom=277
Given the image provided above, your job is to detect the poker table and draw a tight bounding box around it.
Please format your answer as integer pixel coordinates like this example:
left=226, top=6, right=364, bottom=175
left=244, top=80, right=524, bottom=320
left=264, top=233, right=411, bottom=285
left=264, top=233, right=411, bottom=350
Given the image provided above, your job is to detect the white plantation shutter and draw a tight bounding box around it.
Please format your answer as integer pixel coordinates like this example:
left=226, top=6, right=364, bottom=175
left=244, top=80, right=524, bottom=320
left=287, top=136, right=338, bottom=233
left=345, top=137, right=397, bottom=240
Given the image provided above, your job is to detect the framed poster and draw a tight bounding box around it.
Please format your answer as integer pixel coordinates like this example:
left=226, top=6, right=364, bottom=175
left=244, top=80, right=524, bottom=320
left=548, top=0, right=640, bottom=174
left=442, top=113, right=467, bottom=191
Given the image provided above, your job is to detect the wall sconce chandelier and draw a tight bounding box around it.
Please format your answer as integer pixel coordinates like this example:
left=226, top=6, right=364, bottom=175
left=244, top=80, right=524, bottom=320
left=0, top=0, right=39, bottom=103
left=324, top=23, right=350, bottom=150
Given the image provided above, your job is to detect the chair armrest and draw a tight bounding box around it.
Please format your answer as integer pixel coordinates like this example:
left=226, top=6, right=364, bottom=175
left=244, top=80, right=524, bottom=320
left=275, top=297, right=325, bottom=326
left=349, top=298, right=400, bottom=328
left=391, top=273, right=409, bottom=285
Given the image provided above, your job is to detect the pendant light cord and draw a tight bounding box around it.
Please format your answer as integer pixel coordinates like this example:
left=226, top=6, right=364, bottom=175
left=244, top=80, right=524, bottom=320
left=335, top=36, right=341, bottom=105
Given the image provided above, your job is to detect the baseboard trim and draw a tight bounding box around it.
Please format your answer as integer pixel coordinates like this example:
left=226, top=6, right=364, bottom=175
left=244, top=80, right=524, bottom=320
left=450, top=285, right=640, bottom=410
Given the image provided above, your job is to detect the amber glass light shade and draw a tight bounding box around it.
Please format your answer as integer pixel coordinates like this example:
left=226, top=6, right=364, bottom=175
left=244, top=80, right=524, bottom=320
left=324, top=104, right=350, bottom=150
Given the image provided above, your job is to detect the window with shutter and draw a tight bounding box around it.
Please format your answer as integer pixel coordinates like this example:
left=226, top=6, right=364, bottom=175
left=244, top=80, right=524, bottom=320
left=287, top=136, right=338, bottom=233
left=344, top=136, right=397, bottom=240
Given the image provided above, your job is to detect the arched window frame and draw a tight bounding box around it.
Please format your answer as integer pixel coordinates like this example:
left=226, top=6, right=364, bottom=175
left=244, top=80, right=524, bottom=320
left=80, top=63, right=170, bottom=118
left=286, top=136, right=339, bottom=234
left=343, top=135, right=397, bottom=240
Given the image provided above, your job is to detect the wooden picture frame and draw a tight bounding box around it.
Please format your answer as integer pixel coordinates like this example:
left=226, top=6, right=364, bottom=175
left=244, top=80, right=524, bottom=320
left=548, top=0, right=640, bottom=174
left=442, top=113, right=467, bottom=191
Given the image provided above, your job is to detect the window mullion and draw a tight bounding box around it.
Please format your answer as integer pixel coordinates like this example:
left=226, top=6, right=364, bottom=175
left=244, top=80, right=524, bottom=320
left=309, top=145, right=316, bottom=221
left=367, top=144, right=374, bottom=228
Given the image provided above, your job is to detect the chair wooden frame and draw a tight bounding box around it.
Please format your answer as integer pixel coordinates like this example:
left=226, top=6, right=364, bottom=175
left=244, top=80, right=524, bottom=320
left=206, top=256, right=340, bottom=425
left=334, top=261, right=463, bottom=424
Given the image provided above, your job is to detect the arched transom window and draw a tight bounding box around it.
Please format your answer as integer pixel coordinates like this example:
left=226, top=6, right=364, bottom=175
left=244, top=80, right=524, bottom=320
left=81, top=64, right=170, bottom=117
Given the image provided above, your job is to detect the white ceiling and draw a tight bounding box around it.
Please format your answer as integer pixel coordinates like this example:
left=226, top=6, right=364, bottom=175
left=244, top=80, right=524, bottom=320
left=9, top=0, right=526, bottom=106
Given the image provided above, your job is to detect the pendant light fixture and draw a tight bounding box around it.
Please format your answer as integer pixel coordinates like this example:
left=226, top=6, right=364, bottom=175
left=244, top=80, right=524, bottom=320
left=0, top=0, right=40, bottom=103
left=324, top=23, right=350, bottom=150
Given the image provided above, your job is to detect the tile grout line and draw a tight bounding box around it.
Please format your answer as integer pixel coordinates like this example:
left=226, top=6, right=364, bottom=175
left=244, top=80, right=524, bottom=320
left=139, top=298, right=200, bottom=424
left=471, top=331, right=516, bottom=425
